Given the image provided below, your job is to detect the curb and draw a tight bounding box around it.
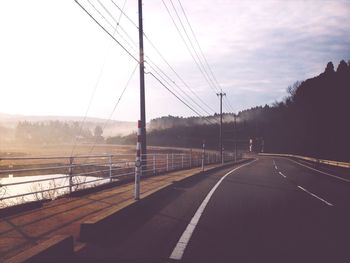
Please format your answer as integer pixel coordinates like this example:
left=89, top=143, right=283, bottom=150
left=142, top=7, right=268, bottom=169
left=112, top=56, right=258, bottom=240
left=4, top=235, right=73, bottom=263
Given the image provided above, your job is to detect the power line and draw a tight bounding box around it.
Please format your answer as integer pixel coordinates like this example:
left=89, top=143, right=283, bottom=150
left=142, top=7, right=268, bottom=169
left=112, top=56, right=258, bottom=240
left=77, top=1, right=214, bottom=119
left=74, top=0, right=139, bottom=63
left=88, top=0, right=216, bottom=117
left=224, top=96, right=235, bottom=113
left=110, top=0, right=138, bottom=28
left=145, top=39, right=217, bottom=114
left=176, top=0, right=224, bottom=93
left=76, top=0, right=219, bottom=123
left=96, top=0, right=138, bottom=47
left=86, top=0, right=138, bottom=55
left=109, top=0, right=218, bottom=115
left=145, top=62, right=213, bottom=116
left=71, top=0, right=133, bottom=156
left=161, top=0, right=219, bottom=96
left=147, top=72, right=216, bottom=125
left=175, top=0, right=235, bottom=115
left=87, top=63, right=138, bottom=155
left=168, top=0, right=219, bottom=94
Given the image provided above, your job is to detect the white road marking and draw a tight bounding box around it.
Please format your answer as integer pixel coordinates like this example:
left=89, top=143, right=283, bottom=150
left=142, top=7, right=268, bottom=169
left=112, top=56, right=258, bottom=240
left=278, top=171, right=286, bottom=178
left=274, top=159, right=334, bottom=206
left=284, top=158, right=350, bottom=183
left=297, top=185, right=334, bottom=206
left=273, top=159, right=278, bottom=170
left=168, top=159, right=258, bottom=261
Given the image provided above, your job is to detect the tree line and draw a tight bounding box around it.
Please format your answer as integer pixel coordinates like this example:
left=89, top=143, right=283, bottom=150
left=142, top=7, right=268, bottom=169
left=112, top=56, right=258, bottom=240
left=107, top=60, right=350, bottom=162
left=15, top=121, right=104, bottom=144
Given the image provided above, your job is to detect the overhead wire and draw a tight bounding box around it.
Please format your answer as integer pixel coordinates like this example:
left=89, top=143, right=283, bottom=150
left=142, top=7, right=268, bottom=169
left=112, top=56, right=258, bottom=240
left=71, top=0, right=136, bottom=157
left=95, top=0, right=212, bottom=116
left=147, top=72, right=216, bottom=125
left=109, top=0, right=218, bottom=115
left=74, top=0, right=139, bottom=63
left=161, top=0, right=220, bottom=97
left=162, top=0, right=224, bottom=122
left=145, top=62, right=213, bottom=116
left=168, top=0, right=219, bottom=94
left=174, top=0, right=237, bottom=115
left=75, top=0, right=218, bottom=127
left=177, top=0, right=222, bottom=91
left=96, top=0, right=138, bottom=47
left=87, top=63, right=138, bottom=155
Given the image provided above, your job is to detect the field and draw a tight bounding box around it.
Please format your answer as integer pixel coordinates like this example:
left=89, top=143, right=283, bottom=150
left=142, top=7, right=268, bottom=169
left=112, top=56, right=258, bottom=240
left=0, top=143, right=206, bottom=177
left=0, top=143, right=205, bottom=158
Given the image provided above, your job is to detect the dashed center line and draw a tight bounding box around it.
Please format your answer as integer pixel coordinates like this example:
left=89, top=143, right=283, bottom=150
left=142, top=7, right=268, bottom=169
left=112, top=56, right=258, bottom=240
left=273, top=159, right=278, bottom=170
left=278, top=171, right=286, bottom=178
left=273, top=159, right=334, bottom=207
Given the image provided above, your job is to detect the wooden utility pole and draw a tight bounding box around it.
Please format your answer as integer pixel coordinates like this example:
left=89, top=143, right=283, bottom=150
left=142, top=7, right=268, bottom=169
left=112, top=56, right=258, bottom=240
left=217, top=92, right=226, bottom=164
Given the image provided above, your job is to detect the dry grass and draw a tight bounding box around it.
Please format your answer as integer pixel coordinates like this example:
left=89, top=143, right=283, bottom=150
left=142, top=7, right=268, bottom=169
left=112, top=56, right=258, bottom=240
left=0, top=144, right=204, bottom=176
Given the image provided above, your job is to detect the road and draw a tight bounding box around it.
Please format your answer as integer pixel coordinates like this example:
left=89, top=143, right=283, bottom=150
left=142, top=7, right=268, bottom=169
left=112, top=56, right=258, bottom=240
left=76, top=156, right=350, bottom=263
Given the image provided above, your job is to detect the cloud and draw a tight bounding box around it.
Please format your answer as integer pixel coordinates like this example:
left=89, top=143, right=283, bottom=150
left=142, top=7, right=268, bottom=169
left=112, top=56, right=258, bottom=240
left=173, top=0, right=350, bottom=114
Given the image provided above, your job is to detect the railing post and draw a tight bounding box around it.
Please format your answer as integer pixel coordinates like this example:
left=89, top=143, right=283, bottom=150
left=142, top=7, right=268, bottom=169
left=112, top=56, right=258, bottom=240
left=172, top=153, right=174, bottom=170
left=109, top=155, right=113, bottom=183
left=190, top=149, right=192, bottom=168
left=166, top=154, right=169, bottom=172
left=153, top=154, right=156, bottom=175
left=181, top=154, right=184, bottom=169
left=68, top=157, right=73, bottom=194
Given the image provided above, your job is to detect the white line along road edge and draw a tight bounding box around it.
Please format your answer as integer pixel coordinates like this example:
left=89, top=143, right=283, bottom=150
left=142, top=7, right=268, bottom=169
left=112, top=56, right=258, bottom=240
left=285, top=158, right=350, bottom=183
left=168, top=159, right=258, bottom=262
left=297, top=185, right=334, bottom=206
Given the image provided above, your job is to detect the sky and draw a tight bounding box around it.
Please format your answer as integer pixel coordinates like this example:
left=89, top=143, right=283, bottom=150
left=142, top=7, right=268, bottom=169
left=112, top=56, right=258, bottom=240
left=0, top=0, right=349, bottom=122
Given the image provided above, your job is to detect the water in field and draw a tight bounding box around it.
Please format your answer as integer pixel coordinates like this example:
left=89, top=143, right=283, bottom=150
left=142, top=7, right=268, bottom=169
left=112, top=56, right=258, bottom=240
left=0, top=174, right=112, bottom=207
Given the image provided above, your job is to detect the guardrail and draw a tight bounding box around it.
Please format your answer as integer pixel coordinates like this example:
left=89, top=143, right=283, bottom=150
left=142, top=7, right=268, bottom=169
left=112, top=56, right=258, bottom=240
left=259, top=153, right=350, bottom=169
left=0, top=150, right=240, bottom=207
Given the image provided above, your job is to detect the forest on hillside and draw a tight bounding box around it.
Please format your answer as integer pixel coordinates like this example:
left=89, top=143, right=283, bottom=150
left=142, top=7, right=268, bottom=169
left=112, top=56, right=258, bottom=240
left=107, top=60, right=350, bottom=162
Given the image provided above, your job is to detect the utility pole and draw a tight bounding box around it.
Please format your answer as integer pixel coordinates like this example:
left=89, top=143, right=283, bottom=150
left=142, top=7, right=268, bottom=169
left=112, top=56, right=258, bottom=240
left=217, top=92, right=226, bottom=164
left=138, top=0, right=147, bottom=172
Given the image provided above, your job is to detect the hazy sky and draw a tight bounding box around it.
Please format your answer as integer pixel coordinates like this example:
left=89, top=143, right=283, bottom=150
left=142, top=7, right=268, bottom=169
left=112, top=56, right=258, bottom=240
left=0, top=0, right=349, bottom=121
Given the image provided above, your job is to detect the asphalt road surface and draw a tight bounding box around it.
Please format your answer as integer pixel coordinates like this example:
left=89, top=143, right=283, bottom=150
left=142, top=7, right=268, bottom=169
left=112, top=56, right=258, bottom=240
left=76, top=156, right=350, bottom=263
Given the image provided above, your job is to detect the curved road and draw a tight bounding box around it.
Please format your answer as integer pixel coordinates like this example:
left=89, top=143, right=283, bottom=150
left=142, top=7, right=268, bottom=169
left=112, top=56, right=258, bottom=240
left=76, top=156, right=350, bottom=263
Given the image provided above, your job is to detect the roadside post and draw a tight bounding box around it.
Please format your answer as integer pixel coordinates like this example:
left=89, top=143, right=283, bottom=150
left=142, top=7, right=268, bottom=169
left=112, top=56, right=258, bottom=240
left=166, top=154, right=169, bottom=172
left=153, top=154, right=156, bottom=175
left=134, top=120, right=142, bottom=200
left=68, top=157, right=73, bottom=194
left=109, top=155, right=113, bottom=183
left=190, top=149, right=192, bottom=168
left=202, top=141, right=205, bottom=172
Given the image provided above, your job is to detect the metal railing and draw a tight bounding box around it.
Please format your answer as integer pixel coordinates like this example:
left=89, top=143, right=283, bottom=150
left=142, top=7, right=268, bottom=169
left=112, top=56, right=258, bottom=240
left=0, top=150, right=240, bottom=207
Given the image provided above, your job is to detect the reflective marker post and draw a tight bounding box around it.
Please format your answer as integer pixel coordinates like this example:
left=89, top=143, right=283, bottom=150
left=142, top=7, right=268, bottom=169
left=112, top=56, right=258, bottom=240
left=134, top=120, right=142, bottom=200
left=202, top=141, right=205, bottom=172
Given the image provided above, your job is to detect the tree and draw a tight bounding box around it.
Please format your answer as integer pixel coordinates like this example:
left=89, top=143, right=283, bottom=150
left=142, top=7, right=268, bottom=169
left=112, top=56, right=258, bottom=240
left=287, top=81, right=301, bottom=99
left=336, top=60, right=348, bottom=73
left=325, top=62, right=335, bottom=74
left=94, top=125, right=103, bottom=137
